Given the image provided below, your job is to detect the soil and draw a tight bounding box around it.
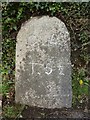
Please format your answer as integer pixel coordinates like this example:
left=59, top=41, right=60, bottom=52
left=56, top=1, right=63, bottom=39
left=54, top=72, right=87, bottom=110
left=2, top=3, right=90, bottom=119
left=21, top=106, right=90, bottom=119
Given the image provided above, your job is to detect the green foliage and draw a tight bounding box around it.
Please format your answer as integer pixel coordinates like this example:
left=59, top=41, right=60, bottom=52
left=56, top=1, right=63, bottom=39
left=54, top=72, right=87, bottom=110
left=2, top=2, right=89, bottom=118
left=0, top=84, right=2, bottom=94
left=4, top=106, right=16, bottom=118
left=72, top=68, right=89, bottom=107
left=3, top=105, right=24, bottom=118
left=2, top=3, right=89, bottom=38
left=79, top=31, right=89, bottom=44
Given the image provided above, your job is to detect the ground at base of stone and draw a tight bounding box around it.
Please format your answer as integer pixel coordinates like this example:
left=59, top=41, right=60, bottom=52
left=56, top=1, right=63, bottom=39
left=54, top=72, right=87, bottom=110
left=19, top=107, right=90, bottom=119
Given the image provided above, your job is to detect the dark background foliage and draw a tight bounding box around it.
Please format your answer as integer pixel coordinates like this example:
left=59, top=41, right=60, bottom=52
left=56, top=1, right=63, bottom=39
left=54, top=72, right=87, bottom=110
left=1, top=2, right=90, bottom=118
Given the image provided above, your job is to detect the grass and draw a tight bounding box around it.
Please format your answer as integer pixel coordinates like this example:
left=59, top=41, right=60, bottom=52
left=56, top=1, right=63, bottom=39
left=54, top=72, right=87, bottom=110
left=1, top=2, right=89, bottom=118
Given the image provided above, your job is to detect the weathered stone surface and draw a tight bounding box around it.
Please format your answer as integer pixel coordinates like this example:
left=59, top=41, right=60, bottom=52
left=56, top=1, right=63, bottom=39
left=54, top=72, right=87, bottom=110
left=15, top=16, right=72, bottom=108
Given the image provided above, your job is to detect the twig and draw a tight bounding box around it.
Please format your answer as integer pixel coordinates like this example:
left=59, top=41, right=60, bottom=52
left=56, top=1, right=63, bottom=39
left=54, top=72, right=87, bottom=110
left=14, top=105, right=25, bottom=120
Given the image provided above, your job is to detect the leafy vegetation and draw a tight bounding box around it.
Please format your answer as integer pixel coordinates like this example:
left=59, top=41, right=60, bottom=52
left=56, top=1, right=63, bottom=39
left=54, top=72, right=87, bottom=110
left=72, top=68, right=89, bottom=108
left=2, top=2, right=89, bottom=118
